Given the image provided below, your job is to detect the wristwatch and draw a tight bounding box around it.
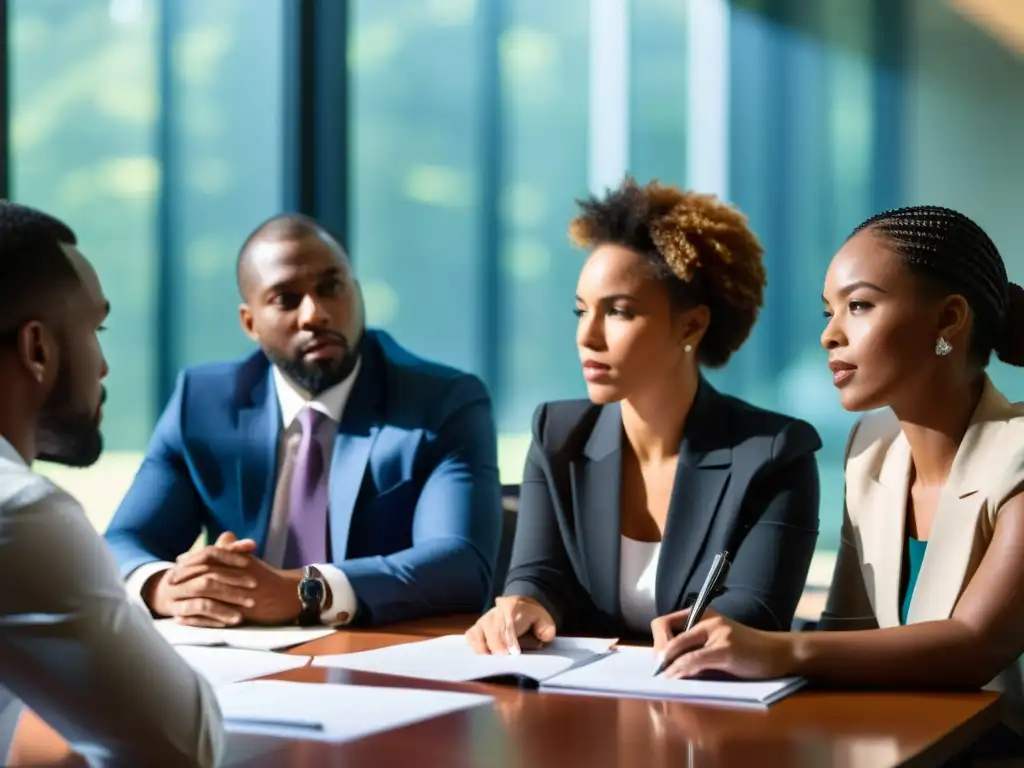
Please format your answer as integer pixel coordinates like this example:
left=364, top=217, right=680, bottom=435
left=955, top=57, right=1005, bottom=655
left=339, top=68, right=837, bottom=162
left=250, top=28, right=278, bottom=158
left=297, top=565, right=327, bottom=626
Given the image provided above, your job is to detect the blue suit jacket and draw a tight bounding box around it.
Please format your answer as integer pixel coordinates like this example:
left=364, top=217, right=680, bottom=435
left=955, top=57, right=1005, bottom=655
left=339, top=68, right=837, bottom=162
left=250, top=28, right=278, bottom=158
left=105, top=330, right=502, bottom=625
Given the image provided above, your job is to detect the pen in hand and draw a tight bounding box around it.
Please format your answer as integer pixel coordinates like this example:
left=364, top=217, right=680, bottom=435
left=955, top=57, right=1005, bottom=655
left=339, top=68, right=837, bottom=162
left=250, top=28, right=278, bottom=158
left=652, top=550, right=731, bottom=677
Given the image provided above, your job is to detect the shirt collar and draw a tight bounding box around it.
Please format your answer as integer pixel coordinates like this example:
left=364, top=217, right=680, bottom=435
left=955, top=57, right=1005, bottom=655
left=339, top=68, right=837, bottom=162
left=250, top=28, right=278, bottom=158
left=272, top=357, right=362, bottom=428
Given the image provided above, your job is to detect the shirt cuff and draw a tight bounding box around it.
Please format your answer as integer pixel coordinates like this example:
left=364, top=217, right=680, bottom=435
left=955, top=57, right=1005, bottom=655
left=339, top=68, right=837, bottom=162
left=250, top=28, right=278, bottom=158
left=314, top=564, right=356, bottom=626
left=125, top=561, right=174, bottom=615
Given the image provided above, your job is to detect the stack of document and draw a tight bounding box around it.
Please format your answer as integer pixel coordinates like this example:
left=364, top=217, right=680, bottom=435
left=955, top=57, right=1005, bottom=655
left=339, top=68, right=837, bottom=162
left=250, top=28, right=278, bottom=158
left=217, top=680, right=493, bottom=742
left=175, top=646, right=312, bottom=687
left=312, top=634, right=617, bottom=686
left=313, top=635, right=805, bottom=707
left=153, top=619, right=335, bottom=651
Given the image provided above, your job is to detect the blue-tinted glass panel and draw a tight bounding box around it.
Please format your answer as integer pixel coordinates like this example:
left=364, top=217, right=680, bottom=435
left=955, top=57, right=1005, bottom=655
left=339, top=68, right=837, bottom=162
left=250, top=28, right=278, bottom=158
left=349, top=0, right=482, bottom=379
left=9, top=0, right=158, bottom=451
left=170, top=0, right=287, bottom=369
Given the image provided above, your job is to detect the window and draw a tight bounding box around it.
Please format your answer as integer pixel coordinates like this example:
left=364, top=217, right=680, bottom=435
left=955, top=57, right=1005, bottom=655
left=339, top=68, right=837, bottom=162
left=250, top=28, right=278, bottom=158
left=10, top=0, right=1024, bottom=569
left=10, top=0, right=159, bottom=451
left=348, top=0, right=906, bottom=562
left=9, top=0, right=286, bottom=527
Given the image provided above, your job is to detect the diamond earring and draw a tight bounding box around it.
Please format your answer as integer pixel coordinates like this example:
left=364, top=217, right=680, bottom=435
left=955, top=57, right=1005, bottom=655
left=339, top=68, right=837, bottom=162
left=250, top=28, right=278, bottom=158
left=935, top=337, right=952, bottom=356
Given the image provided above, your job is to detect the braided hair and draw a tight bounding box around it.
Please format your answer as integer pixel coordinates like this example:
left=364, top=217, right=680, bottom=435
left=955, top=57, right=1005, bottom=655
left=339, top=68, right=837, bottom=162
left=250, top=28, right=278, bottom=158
left=851, top=205, right=1024, bottom=368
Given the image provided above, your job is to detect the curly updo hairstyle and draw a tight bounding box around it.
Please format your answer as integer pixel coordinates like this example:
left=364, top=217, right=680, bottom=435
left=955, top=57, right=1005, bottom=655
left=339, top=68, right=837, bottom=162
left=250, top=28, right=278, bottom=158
left=851, top=205, right=1024, bottom=368
left=568, top=176, right=767, bottom=368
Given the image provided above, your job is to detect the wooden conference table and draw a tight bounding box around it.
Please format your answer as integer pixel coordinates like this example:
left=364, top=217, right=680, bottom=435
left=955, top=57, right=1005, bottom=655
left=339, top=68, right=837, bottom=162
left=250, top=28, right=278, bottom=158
left=9, top=614, right=1004, bottom=767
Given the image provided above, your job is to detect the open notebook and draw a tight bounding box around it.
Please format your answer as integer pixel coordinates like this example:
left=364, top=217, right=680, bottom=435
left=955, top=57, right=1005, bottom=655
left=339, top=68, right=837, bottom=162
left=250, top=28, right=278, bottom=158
left=312, top=634, right=617, bottom=686
left=541, top=646, right=806, bottom=708
left=312, top=635, right=805, bottom=706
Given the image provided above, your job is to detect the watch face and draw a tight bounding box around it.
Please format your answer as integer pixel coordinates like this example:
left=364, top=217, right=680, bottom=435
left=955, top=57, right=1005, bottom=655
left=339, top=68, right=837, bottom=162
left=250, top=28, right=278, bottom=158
left=300, top=578, right=324, bottom=606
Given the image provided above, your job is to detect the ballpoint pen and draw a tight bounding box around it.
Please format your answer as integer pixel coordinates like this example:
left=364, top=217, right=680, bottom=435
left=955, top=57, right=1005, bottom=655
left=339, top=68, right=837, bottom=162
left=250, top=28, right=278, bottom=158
left=652, top=550, right=731, bottom=677
left=225, top=716, right=325, bottom=732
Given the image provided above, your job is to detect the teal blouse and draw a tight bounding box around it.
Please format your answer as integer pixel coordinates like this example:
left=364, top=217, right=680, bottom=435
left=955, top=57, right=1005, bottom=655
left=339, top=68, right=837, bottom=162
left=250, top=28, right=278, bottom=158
left=900, top=537, right=928, bottom=625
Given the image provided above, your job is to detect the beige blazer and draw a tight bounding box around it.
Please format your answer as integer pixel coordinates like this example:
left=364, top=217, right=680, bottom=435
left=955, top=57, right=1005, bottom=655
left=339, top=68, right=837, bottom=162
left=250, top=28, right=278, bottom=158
left=821, top=376, right=1024, bottom=723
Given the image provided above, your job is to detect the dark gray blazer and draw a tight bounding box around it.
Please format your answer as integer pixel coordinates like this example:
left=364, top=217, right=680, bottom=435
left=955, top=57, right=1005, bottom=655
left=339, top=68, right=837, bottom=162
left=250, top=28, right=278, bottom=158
left=504, top=380, right=822, bottom=636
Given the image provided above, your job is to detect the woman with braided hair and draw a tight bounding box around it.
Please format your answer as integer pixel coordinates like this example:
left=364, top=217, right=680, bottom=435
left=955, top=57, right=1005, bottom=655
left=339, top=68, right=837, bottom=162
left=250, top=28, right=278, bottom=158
left=651, top=205, right=1024, bottom=737
left=466, top=176, right=823, bottom=651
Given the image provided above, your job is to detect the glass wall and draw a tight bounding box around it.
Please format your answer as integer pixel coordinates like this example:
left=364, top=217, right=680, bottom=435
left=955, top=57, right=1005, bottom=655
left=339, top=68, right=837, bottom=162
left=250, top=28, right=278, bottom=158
left=8, top=0, right=286, bottom=521
left=9, top=0, right=159, bottom=450
left=348, top=0, right=913, bottom=553
left=167, top=0, right=286, bottom=369
left=8, top=0, right=1024, bottom=567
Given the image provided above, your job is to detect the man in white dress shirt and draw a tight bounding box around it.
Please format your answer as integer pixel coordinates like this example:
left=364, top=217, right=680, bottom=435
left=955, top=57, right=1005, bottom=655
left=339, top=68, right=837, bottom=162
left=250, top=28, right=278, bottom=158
left=0, top=202, right=224, bottom=766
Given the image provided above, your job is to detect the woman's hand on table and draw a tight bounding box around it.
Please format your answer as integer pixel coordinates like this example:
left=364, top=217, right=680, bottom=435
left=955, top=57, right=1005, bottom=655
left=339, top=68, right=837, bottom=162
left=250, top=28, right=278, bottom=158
left=465, top=596, right=556, bottom=655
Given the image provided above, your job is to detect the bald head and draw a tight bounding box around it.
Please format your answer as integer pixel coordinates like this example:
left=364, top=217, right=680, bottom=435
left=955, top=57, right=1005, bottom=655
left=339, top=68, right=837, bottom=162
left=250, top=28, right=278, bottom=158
left=236, top=212, right=363, bottom=395
left=236, top=213, right=349, bottom=299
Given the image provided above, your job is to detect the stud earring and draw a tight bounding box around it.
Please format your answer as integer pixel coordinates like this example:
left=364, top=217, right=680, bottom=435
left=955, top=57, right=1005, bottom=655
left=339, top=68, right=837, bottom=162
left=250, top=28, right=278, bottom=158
left=684, top=344, right=692, bottom=353
left=935, top=337, right=952, bottom=356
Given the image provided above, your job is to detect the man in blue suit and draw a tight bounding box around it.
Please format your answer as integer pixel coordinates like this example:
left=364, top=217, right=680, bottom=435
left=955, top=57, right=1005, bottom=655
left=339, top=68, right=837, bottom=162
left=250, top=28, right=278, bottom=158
left=105, top=214, right=502, bottom=628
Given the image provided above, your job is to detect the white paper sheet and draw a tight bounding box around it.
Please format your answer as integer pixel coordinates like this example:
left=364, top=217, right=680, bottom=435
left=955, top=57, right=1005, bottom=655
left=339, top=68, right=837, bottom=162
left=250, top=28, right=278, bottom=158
left=174, top=646, right=312, bottom=687
left=153, top=619, right=336, bottom=651
left=540, top=646, right=806, bottom=707
left=311, top=634, right=617, bottom=683
left=217, top=680, right=493, bottom=742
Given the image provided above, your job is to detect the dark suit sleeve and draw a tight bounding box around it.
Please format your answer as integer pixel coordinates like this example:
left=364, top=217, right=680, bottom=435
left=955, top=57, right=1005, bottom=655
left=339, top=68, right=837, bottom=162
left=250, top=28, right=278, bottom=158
left=338, top=376, right=502, bottom=625
left=709, top=420, right=821, bottom=631
left=104, top=372, right=207, bottom=580
left=502, top=405, right=584, bottom=629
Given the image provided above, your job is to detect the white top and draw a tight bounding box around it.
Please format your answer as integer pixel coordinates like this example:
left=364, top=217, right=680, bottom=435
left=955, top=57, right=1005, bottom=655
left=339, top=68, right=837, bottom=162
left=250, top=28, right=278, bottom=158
left=619, top=535, right=662, bottom=633
left=127, top=359, right=363, bottom=626
left=0, top=436, right=223, bottom=766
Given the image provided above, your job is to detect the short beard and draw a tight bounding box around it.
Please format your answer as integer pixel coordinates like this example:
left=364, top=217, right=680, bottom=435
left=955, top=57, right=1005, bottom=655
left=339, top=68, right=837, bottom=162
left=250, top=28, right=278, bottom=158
left=36, top=376, right=105, bottom=468
left=268, top=338, right=362, bottom=396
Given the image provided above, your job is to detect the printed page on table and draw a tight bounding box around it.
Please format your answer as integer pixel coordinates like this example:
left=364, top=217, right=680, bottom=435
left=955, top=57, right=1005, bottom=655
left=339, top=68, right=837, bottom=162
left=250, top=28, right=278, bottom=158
left=153, top=619, right=336, bottom=651
left=175, top=646, right=312, bottom=687
left=217, top=680, right=494, bottom=742
left=312, top=634, right=618, bottom=686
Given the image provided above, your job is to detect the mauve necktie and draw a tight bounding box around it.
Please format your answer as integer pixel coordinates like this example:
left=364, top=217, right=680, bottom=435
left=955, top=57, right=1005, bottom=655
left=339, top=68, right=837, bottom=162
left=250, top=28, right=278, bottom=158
left=283, top=407, right=330, bottom=567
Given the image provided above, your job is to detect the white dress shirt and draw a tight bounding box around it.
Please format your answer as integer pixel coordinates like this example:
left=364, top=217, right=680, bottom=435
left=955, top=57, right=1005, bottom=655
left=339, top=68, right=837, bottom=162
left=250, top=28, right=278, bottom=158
left=619, top=535, right=662, bottom=634
left=126, top=360, right=362, bottom=626
left=0, top=436, right=224, bottom=767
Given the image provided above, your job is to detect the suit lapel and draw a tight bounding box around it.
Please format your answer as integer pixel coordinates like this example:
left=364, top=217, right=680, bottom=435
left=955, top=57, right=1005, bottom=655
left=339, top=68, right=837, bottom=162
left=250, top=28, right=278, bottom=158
left=328, top=340, right=384, bottom=562
left=861, top=432, right=911, bottom=628
left=656, top=380, right=732, bottom=614
left=908, top=379, right=1011, bottom=623
left=571, top=404, right=623, bottom=619
left=237, top=361, right=281, bottom=557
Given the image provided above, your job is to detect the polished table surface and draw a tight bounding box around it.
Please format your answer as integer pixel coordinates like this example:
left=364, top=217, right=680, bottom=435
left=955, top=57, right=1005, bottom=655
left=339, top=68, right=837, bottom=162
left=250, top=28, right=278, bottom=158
left=8, top=614, right=1004, bottom=767
left=227, top=615, right=1002, bottom=767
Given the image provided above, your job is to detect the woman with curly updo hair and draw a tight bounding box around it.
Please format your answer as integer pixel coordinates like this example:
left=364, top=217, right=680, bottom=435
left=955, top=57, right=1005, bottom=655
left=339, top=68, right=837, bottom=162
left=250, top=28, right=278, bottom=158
left=466, top=177, right=823, bottom=650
